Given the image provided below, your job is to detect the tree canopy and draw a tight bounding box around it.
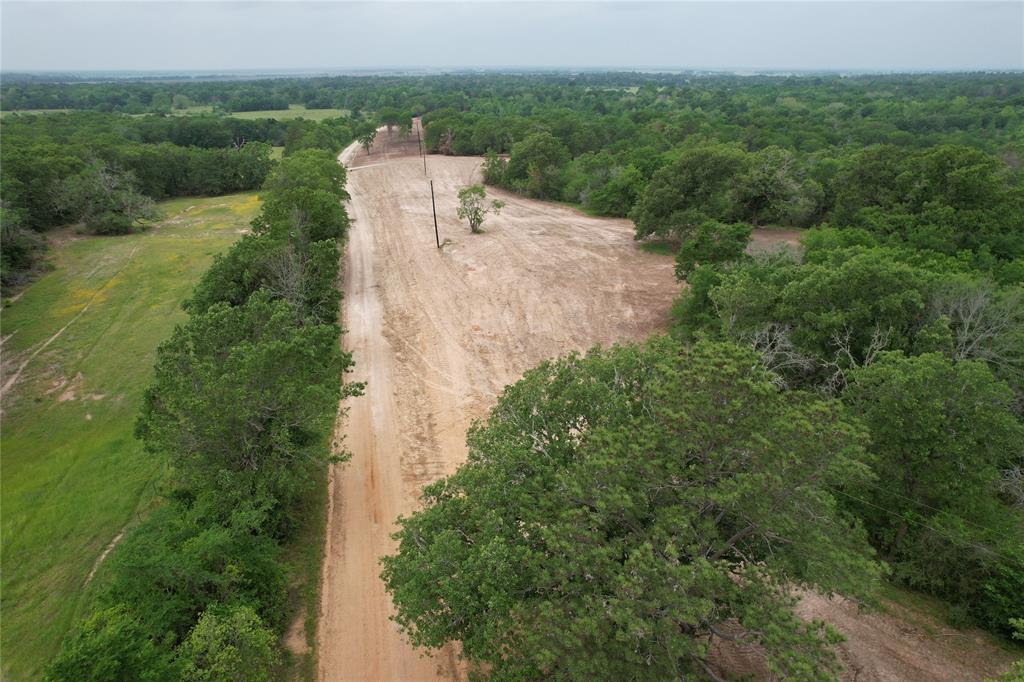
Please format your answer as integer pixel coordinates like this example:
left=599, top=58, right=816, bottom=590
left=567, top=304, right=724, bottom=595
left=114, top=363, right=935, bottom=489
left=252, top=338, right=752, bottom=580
left=383, top=338, right=881, bottom=681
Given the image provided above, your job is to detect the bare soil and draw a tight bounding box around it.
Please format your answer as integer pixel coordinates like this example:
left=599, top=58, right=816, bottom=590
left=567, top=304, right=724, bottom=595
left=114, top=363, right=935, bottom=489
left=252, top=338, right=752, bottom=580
left=316, top=128, right=1021, bottom=681
left=793, top=592, right=1019, bottom=682
left=317, top=129, right=678, bottom=680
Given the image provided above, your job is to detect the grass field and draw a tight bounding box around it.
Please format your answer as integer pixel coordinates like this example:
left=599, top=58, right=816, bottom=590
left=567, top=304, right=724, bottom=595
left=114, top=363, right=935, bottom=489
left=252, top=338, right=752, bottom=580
left=0, top=193, right=258, bottom=681
left=170, top=105, right=216, bottom=115
left=0, top=109, right=71, bottom=117
left=228, top=103, right=350, bottom=121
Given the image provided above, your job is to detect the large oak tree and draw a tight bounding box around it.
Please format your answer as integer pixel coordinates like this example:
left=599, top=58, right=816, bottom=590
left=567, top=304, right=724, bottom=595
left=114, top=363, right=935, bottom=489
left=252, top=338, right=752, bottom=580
left=383, top=338, right=881, bottom=680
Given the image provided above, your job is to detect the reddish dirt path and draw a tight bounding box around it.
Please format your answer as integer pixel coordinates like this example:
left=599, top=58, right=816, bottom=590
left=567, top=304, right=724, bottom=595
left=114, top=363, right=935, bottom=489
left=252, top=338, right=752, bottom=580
left=315, top=128, right=679, bottom=681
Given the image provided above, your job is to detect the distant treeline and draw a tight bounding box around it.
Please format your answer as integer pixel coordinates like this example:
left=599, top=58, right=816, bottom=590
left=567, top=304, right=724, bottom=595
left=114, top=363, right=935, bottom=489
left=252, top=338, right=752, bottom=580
left=46, top=148, right=358, bottom=681
left=2, top=72, right=1021, bottom=136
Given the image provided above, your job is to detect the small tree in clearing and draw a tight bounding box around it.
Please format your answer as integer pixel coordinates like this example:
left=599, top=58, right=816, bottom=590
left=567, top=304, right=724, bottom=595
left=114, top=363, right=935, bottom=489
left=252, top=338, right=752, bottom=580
left=358, top=129, right=377, bottom=155
left=456, top=185, right=505, bottom=234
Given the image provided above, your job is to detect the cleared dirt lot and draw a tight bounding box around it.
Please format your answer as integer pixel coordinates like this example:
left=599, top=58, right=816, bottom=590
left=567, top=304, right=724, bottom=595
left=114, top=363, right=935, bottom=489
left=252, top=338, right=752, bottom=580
left=317, top=129, right=1020, bottom=681
left=316, top=130, right=679, bottom=680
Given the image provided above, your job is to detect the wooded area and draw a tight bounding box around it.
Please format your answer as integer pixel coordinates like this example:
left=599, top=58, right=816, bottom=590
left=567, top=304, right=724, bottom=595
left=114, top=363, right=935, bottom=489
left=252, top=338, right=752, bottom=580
left=2, top=71, right=1021, bottom=680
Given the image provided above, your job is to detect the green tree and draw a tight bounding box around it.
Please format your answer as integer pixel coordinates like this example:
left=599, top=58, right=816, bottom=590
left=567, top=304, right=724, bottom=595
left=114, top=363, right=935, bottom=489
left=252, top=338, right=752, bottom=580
left=254, top=187, right=349, bottom=244
left=630, top=142, right=747, bottom=241
left=45, top=605, right=178, bottom=682
left=735, top=146, right=803, bottom=226
left=95, top=501, right=288, bottom=644
left=587, top=164, right=645, bottom=217
left=383, top=338, right=881, bottom=681
left=456, top=184, right=505, bottom=234
left=52, top=159, right=157, bottom=235
left=178, top=605, right=279, bottom=682
left=261, top=149, right=347, bottom=200
left=842, top=352, right=1024, bottom=629
left=675, top=220, right=753, bottom=280
left=697, top=248, right=933, bottom=381
left=0, top=202, right=44, bottom=289
left=186, top=236, right=341, bottom=326
left=505, top=131, right=570, bottom=199
left=135, top=291, right=357, bottom=515
left=377, top=107, right=404, bottom=133
left=358, top=128, right=377, bottom=155
left=481, top=150, right=508, bottom=186
left=845, top=352, right=1022, bottom=557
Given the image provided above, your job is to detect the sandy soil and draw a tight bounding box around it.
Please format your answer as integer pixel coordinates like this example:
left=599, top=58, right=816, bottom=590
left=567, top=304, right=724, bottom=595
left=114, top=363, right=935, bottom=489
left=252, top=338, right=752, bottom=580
left=794, top=592, right=1019, bottom=682
left=316, top=128, right=1021, bottom=681
left=316, top=128, right=679, bottom=681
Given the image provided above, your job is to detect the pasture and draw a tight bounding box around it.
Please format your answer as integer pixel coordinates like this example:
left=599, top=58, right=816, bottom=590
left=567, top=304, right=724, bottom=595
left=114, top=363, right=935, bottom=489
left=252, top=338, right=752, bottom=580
left=229, top=103, right=350, bottom=121
left=0, top=193, right=258, bottom=680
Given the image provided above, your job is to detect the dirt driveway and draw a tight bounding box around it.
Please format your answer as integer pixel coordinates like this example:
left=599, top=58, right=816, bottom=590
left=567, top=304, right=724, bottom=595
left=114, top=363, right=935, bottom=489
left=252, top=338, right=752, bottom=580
left=316, top=129, right=679, bottom=680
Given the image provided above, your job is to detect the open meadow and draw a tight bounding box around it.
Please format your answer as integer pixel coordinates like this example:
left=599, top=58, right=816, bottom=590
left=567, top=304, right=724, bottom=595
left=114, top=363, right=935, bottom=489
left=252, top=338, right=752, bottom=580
left=0, top=193, right=258, bottom=680
left=229, top=103, right=350, bottom=121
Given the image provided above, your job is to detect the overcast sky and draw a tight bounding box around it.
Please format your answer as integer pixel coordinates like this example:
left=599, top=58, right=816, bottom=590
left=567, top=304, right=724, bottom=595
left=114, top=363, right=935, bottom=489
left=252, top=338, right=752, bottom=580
left=1, top=1, right=1021, bottom=73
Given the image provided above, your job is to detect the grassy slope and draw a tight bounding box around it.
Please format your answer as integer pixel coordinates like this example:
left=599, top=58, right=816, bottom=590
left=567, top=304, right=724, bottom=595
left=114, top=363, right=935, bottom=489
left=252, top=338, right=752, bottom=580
left=0, top=193, right=259, bottom=680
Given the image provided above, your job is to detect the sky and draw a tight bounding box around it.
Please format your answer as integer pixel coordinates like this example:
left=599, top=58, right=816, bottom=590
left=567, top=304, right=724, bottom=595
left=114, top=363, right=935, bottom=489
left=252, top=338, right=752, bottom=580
left=1, top=1, right=1021, bottom=73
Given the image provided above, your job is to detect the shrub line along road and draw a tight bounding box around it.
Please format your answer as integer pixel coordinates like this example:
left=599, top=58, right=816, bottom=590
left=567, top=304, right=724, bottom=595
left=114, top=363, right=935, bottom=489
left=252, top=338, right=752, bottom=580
left=315, top=126, right=679, bottom=680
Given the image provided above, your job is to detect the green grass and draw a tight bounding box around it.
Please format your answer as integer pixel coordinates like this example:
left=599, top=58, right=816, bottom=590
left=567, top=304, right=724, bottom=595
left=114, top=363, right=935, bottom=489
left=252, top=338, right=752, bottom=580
left=279, top=464, right=331, bottom=679
left=271, top=146, right=285, bottom=161
left=0, top=109, right=71, bottom=117
left=170, top=105, right=215, bottom=116
left=639, top=239, right=678, bottom=256
left=0, top=193, right=259, bottom=681
left=228, top=104, right=350, bottom=121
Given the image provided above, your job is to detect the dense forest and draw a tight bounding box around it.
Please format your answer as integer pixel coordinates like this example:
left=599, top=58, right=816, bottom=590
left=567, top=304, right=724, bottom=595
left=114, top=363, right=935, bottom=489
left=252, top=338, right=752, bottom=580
left=3, top=71, right=1022, bottom=680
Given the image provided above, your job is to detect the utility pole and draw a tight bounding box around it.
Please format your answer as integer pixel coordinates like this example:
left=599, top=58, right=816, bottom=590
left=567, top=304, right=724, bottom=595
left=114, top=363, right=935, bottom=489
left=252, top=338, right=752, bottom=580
left=430, top=180, right=440, bottom=249
left=417, top=124, right=426, bottom=175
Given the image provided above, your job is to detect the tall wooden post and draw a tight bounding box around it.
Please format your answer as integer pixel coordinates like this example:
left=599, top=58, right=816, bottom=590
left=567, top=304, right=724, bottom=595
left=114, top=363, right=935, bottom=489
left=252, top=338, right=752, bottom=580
left=417, top=125, right=426, bottom=175
left=430, top=180, right=440, bottom=249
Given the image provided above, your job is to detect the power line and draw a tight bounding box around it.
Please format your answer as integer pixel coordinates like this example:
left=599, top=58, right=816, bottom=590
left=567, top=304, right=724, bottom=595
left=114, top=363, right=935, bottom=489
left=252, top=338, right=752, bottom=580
left=849, top=478, right=1010, bottom=537
left=828, top=486, right=1022, bottom=567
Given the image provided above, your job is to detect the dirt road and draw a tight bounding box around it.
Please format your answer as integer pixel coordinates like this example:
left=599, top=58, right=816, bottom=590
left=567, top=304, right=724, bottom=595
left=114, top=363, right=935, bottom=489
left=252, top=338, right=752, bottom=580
left=316, top=129, right=679, bottom=681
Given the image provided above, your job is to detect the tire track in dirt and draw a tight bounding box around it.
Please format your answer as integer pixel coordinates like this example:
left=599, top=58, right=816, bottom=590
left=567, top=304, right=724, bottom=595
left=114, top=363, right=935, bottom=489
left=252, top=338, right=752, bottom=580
left=316, top=129, right=679, bottom=680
